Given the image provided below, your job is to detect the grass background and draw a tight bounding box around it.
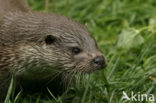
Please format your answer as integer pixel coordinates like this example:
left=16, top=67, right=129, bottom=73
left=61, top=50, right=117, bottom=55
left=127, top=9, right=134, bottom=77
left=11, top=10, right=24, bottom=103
left=6, top=0, right=156, bottom=103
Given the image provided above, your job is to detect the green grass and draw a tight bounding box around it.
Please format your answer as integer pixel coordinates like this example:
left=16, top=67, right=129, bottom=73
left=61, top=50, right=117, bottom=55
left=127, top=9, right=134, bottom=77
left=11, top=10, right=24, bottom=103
left=5, top=0, right=156, bottom=103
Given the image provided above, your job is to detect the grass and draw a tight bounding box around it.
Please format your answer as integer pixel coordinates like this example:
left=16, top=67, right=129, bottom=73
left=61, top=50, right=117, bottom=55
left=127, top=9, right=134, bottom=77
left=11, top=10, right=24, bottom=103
left=5, top=0, right=156, bottom=103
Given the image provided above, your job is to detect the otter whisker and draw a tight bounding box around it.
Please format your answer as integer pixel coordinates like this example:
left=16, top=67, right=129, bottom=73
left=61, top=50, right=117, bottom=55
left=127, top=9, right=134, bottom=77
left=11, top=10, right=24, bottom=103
left=43, top=70, right=64, bottom=87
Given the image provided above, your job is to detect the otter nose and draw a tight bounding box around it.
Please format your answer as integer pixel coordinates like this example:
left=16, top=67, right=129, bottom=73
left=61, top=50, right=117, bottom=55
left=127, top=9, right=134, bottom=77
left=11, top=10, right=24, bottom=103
left=93, top=56, right=106, bottom=68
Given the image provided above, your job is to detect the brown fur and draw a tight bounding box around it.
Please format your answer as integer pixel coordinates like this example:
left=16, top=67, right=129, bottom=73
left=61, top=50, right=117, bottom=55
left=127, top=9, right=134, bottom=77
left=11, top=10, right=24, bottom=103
left=0, top=0, right=30, bottom=20
left=0, top=0, right=106, bottom=102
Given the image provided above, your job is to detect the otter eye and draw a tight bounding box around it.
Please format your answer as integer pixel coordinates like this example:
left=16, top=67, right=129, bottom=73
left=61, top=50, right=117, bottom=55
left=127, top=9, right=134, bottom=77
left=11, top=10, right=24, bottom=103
left=72, top=47, right=81, bottom=54
left=45, top=35, right=56, bottom=45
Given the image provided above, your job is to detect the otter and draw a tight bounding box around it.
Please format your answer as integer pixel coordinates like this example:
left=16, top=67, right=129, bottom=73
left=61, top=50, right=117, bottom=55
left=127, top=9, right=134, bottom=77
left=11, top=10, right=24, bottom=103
left=0, top=0, right=107, bottom=102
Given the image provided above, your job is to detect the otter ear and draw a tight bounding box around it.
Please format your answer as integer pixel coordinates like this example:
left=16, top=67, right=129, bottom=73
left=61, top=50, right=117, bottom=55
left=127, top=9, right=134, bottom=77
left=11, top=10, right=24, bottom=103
left=45, top=35, right=56, bottom=45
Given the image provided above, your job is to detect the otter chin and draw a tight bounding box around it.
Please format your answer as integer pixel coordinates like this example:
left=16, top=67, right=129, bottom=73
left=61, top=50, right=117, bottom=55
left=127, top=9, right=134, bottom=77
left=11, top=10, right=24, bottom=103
left=0, top=0, right=107, bottom=102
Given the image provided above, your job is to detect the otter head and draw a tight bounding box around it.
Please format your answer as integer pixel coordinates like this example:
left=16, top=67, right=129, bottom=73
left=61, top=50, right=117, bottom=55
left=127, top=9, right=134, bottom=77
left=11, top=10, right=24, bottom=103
left=1, top=12, right=107, bottom=80
left=36, top=13, right=107, bottom=74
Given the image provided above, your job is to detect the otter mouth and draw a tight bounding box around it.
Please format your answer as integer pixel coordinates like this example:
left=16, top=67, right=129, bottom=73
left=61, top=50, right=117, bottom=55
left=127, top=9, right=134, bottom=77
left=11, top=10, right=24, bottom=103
left=72, top=58, right=107, bottom=74
left=73, top=65, right=107, bottom=74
